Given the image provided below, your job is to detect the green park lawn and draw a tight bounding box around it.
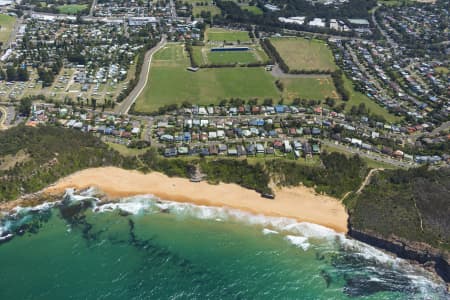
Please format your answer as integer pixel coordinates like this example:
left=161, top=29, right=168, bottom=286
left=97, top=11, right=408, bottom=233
left=281, top=76, right=339, bottom=100
left=0, top=14, right=16, bottom=44
left=192, top=45, right=269, bottom=66
left=193, top=5, right=221, bottom=17
left=207, top=50, right=260, bottom=65
left=206, top=28, right=251, bottom=42
left=135, top=43, right=279, bottom=112
left=270, top=37, right=337, bottom=72
left=243, top=5, right=263, bottom=15
left=192, top=46, right=205, bottom=65
left=58, top=4, right=89, bottom=14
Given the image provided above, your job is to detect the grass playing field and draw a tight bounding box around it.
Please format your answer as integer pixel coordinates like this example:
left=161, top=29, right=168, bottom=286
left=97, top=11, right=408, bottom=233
left=207, top=51, right=260, bottom=65
left=281, top=76, right=339, bottom=100
left=0, top=14, right=16, bottom=45
left=193, top=5, right=221, bottom=17
left=206, top=28, right=251, bottom=42
left=57, top=4, right=89, bottom=14
left=270, top=37, right=337, bottom=72
left=192, top=44, right=270, bottom=66
left=135, top=43, right=280, bottom=112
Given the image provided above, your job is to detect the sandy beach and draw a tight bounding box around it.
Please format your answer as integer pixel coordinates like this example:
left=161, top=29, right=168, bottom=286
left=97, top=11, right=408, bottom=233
left=37, top=167, right=349, bottom=233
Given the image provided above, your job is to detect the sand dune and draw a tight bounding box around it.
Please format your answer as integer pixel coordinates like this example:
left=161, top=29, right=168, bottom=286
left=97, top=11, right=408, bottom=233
left=40, top=167, right=348, bottom=233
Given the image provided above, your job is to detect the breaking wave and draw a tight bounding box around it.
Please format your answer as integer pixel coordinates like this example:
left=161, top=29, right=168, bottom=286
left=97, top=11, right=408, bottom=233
left=0, top=189, right=447, bottom=297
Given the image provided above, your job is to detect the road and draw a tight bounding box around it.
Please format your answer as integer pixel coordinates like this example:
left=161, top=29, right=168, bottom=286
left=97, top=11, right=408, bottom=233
left=169, top=0, right=177, bottom=20
left=371, top=6, right=398, bottom=51
left=0, top=106, right=6, bottom=128
left=321, top=140, right=415, bottom=168
left=89, top=0, right=97, bottom=16
left=281, top=28, right=364, bottom=42
left=114, top=36, right=167, bottom=115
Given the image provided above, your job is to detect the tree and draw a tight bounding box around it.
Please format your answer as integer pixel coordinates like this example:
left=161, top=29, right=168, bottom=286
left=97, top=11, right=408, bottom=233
left=19, top=98, right=32, bottom=116
left=6, top=65, right=16, bottom=81
left=17, top=66, right=29, bottom=81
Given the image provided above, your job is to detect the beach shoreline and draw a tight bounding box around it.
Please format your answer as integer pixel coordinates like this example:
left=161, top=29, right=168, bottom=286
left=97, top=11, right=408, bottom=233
left=2, top=167, right=349, bottom=233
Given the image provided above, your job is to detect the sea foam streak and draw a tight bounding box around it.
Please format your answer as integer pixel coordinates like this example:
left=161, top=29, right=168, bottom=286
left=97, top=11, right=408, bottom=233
left=92, top=194, right=445, bottom=293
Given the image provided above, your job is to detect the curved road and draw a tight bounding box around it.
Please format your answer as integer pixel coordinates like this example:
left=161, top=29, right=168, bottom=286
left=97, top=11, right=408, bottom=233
left=0, top=106, right=7, bottom=129
left=115, top=36, right=167, bottom=115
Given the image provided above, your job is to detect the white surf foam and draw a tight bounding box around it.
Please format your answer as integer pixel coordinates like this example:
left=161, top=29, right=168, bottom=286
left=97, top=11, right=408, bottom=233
left=285, top=235, right=310, bottom=251
left=96, top=202, right=147, bottom=215
left=79, top=192, right=445, bottom=292
left=262, top=228, right=279, bottom=235
left=64, top=188, right=99, bottom=203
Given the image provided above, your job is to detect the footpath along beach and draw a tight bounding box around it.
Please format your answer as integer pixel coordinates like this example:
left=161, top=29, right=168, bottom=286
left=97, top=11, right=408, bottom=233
left=36, top=167, right=348, bottom=233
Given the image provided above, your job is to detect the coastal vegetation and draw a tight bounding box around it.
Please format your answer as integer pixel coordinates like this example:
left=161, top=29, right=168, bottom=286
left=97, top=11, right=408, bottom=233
left=347, top=166, right=450, bottom=251
left=267, top=152, right=368, bottom=198
left=199, top=159, right=271, bottom=194
left=0, top=125, right=368, bottom=202
left=0, top=125, right=128, bottom=201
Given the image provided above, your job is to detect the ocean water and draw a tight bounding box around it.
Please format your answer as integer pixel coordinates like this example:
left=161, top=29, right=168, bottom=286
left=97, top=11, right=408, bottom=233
left=0, top=190, right=447, bottom=300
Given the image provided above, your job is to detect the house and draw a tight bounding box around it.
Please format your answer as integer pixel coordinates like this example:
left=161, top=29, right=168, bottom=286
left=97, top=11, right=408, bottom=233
left=178, top=146, right=189, bottom=155
left=311, top=127, right=321, bottom=136
left=256, top=143, right=265, bottom=153
left=265, top=147, right=275, bottom=155
left=283, top=140, right=292, bottom=153
left=275, top=105, right=285, bottom=114
left=293, top=141, right=302, bottom=150
left=209, top=145, right=218, bottom=155
left=218, top=144, right=228, bottom=153
left=237, top=145, right=247, bottom=156
left=228, top=148, right=238, bottom=156
left=312, top=144, right=320, bottom=154
left=264, top=4, right=280, bottom=11
left=303, top=142, right=312, bottom=157
left=247, top=144, right=256, bottom=155
left=164, top=148, right=177, bottom=157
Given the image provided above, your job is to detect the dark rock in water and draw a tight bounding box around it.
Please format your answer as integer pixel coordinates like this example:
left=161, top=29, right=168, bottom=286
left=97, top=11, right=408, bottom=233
left=2, top=208, right=52, bottom=237
left=160, top=208, right=170, bottom=214
left=315, top=251, right=325, bottom=261
left=348, top=227, right=450, bottom=283
left=343, top=272, right=416, bottom=297
left=59, top=200, right=93, bottom=222
left=320, top=269, right=332, bottom=288
left=0, top=233, right=14, bottom=244
left=118, top=210, right=132, bottom=217
left=331, top=243, right=419, bottom=297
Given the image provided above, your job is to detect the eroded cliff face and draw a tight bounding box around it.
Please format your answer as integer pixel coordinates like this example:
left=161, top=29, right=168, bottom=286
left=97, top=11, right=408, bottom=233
left=348, top=224, right=450, bottom=283
left=347, top=167, right=450, bottom=283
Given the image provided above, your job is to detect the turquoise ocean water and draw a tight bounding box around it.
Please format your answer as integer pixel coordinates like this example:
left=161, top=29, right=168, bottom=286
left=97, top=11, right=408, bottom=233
left=0, top=190, right=447, bottom=299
